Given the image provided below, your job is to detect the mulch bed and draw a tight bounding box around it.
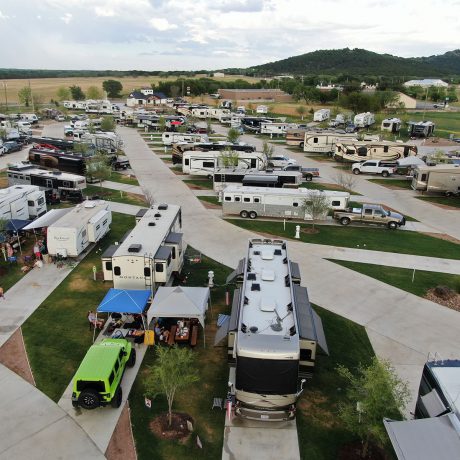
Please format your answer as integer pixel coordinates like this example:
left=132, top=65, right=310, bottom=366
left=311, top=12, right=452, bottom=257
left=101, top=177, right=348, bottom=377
left=425, top=289, right=460, bottom=312
left=149, top=412, right=194, bottom=441
left=338, top=441, right=389, bottom=460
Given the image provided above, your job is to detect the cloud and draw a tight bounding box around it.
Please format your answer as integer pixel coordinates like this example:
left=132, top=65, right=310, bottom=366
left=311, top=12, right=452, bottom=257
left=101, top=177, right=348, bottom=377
left=94, top=6, right=115, bottom=17
left=60, top=12, right=72, bottom=24
left=209, top=0, right=268, bottom=12
left=148, top=17, right=177, bottom=31
left=0, top=10, right=10, bottom=19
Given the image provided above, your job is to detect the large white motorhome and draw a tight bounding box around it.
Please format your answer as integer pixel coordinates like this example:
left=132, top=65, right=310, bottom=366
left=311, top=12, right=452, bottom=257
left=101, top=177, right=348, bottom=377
left=0, top=185, right=47, bottom=220
left=183, top=151, right=266, bottom=176
left=212, top=168, right=303, bottom=192
left=7, top=163, right=86, bottom=199
left=47, top=201, right=111, bottom=258
left=334, top=141, right=417, bottom=162
left=101, top=204, right=183, bottom=293
left=411, top=164, right=460, bottom=196
left=162, top=132, right=209, bottom=146
left=260, top=122, right=298, bottom=136
left=222, top=186, right=349, bottom=219
left=215, top=238, right=329, bottom=421
left=313, top=109, right=330, bottom=122
left=354, top=112, right=375, bottom=128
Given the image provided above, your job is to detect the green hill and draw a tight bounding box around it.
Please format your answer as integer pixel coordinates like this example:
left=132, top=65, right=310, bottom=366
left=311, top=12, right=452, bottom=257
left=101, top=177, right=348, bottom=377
left=245, top=48, right=460, bottom=77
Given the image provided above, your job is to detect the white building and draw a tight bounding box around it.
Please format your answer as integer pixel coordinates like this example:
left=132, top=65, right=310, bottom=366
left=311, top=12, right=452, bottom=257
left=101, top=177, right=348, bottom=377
left=403, top=79, right=448, bottom=88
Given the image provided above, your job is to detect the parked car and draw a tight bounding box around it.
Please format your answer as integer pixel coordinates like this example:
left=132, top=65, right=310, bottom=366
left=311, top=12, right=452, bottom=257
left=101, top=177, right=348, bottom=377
left=55, top=115, right=66, bottom=122
left=334, top=203, right=405, bottom=229
left=71, top=338, right=136, bottom=410
left=268, top=155, right=296, bottom=169
left=282, top=164, right=320, bottom=181
left=3, top=140, right=23, bottom=153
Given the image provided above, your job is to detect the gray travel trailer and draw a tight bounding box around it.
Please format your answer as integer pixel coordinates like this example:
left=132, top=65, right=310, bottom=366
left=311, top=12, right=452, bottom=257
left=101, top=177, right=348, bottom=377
left=215, top=238, right=328, bottom=421
left=411, top=164, right=460, bottom=196
left=101, top=204, right=183, bottom=293
left=407, top=121, right=435, bottom=138
left=222, top=186, right=349, bottom=220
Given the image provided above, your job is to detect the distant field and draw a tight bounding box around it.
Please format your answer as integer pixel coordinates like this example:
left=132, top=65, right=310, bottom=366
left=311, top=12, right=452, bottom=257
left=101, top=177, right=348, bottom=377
left=1, top=74, right=262, bottom=103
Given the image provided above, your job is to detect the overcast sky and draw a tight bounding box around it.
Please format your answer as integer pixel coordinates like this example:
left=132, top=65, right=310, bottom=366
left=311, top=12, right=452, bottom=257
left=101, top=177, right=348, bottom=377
left=0, top=0, right=459, bottom=71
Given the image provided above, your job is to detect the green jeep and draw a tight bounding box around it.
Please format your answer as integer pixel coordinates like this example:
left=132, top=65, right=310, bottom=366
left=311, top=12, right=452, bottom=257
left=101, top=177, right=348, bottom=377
left=72, top=338, right=136, bottom=410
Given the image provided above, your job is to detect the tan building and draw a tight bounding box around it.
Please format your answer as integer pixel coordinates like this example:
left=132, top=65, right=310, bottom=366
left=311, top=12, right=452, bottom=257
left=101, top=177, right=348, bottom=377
left=387, top=92, right=417, bottom=109
left=218, top=88, right=293, bottom=102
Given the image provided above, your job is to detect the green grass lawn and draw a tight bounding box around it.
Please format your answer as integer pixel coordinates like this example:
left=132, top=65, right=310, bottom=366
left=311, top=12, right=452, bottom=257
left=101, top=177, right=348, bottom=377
left=330, top=260, right=460, bottom=297
left=197, top=195, right=221, bottom=206
left=183, top=178, right=214, bottom=190
left=83, top=185, right=147, bottom=206
left=399, top=111, right=460, bottom=137
left=416, top=196, right=460, bottom=209
left=0, top=238, right=36, bottom=292
left=368, top=178, right=413, bottom=190
left=108, top=171, right=139, bottom=186
left=226, top=218, right=460, bottom=259
left=129, top=248, right=232, bottom=460
left=300, top=182, right=361, bottom=196
left=22, top=213, right=135, bottom=401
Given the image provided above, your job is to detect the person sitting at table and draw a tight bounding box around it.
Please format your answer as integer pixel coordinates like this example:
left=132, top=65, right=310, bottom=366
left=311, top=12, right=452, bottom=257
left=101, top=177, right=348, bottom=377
left=162, top=328, right=170, bottom=343
left=88, top=310, right=105, bottom=329
left=154, top=322, right=162, bottom=339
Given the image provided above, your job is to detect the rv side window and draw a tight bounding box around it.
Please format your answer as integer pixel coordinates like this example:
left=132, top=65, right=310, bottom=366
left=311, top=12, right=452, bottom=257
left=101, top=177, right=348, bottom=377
left=155, top=263, right=164, bottom=272
left=167, top=255, right=171, bottom=266
left=234, top=196, right=241, bottom=202
left=254, top=197, right=260, bottom=203
left=171, top=247, right=176, bottom=259
left=421, top=173, right=427, bottom=181
left=383, top=146, right=389, bottom=153
left=184, top=159, right=190, bottom=166
left=63, top=181, right=70, bottom=187
left=105, top=262, right=112, bottom=271
left=114, top=266, right=121, bottom=275
left=103, top=219, right=107, bottom=225
left=144, top=267, right=151, bottom=277
left=203, top=161, right=215, bottom=168
left=37, top=197, right=45, bottom=205
left=27, top=200, right=34, bottom=206
left=331, top=200, right=340, bottom=206
left=293, top=202, right=299, bottom=207
left=82, top=230, right=87, bottom=238
left=313, top=137, right=318, bottom=144
left=224, top=196, right=232, bottom=201
left=243, top=197, right=251, bottom=203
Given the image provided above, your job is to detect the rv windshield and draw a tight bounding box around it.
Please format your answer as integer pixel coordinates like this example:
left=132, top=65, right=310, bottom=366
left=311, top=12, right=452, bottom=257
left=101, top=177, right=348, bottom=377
left=236, top=357, right=298, bottom=395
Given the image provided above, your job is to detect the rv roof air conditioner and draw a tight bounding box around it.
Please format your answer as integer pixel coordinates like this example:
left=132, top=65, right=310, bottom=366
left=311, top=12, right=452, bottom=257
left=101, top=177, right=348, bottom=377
left=154, top=213, right=161, bottom=218
left=249, top=326, right=258, bottom=333
left=52, top=171, right=62, bottom=175
left=247, top=273, right=256, bottom=280
left=274, top=249, right=282, bottom=256
left=148, top=222, right=156, bottom=226
left=128, top=244, right=142, bottom=253
left=251, top=283, right=261, bottom=291
left=158, top=204, right=168, bottom=210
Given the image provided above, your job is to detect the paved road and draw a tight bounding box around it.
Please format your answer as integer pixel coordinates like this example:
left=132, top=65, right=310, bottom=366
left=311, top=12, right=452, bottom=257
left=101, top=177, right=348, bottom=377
left=117, top=126, right=460, bottom=458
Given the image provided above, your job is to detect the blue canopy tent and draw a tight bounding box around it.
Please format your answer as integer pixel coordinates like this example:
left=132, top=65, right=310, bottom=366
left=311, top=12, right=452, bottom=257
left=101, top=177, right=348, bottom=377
left=1, top=219, right=32, bottom=254
left=95, top=288, right=151, bottom=342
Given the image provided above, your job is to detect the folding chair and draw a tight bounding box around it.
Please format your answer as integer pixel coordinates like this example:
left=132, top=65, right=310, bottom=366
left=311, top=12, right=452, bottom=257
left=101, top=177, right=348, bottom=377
left=212, top=397, right=223, bottom=410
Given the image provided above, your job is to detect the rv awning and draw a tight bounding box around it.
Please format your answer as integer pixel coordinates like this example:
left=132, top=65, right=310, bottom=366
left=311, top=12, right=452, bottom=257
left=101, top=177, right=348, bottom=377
left=147, top=286, right=209, bottom=327
left=101, top=244, right=119, bottom=259
left=214, top=288, right=241, bottom=346
left=22, top=208, right=71, bottom=230
left=226, top=258, right=245, bottom=284
left=5, top=219, right=32, bottom=232
left=384, top=414, right=460, bottom=460
left=293, top=285, right=329, bottom=355
left=165, top=232, right=183, bottom=244
left=97, top=288, right=151, bottom=314
left=155, top=245, right=172, bottom=261
left=242, top=175, right=278, bottom=184
left=289, top=261, right=301, bottom=284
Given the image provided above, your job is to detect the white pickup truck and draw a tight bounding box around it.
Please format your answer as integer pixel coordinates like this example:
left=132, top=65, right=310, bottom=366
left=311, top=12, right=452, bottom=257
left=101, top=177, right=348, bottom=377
left=352, top=160, right=397, bottom=177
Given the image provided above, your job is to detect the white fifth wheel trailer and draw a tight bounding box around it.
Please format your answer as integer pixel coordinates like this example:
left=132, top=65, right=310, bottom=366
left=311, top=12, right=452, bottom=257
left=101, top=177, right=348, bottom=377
left=162, top=132, right=209, bottom=146
left=101, top=204, right=183, bottom=293
left=215, top=238, right=329, bottom=421
left=222, top=185, right=349, bottom=220
left=0, top=185, right=47, bottom=220
left=353, top=112, right=375, bottom=128
left=183, top=151, right=266, bottom=176
left=334, top=141, right=417, bottom=162
left=303, top=132, right=359, bottom=154
left=47, top=200, right=111, bottom=258
left=411, top=164, right=460, bottom=196
left=313, top=109, right=330, bottom=122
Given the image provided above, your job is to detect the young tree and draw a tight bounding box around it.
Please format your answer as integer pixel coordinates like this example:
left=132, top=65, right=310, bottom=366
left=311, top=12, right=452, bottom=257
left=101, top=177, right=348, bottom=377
left=102, top=80, right=123, bottom=98
left=144, top=346, right=199, bottom=427
left=32, top=93, right=44, bottom=106
left=142, top=187, right=155, bottom=207
left=56, top=86, right=71, bottom=101
left=219, top=148, right=240, bottom=167
left=262, top=140, right=274, bottom=168
left=85, top=152, right=112, bottom=190
left=18, top=87, right=32, bottom=107
left=302, top=191, right=331, bottom=232
left=227, top=127, right=241, bottom=144
left=296, top=105, right=307, bottom=120
left=158, top=116, right=166, bottom=132
left=100, top=116, right=115, bottom=132
left=333, top=171, right=357, bottom=193
left=86, top=86, right=103, bottom=100
left=206, top=118, right=213, bottom=134
left=337, top=357, right=410, bottom=457
left=69, top=85, right=85, bottom=101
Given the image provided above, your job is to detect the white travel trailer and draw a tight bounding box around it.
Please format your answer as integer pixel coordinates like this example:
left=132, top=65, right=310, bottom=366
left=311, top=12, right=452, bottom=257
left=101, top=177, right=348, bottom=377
left=85, top=100, right=114, bottom=114
left=162, top=132, right=209, bottom=146
left=354, top=112, right=375, bottom=128
left=381, top=118, right=401, bottom=133
left=256, top=105, right=268, bottom=114
left=334, top=141, right=417, bottom=162
left=183, top=151, right=266, bottom=176
left=0, top=185, right=47, bottom=220
left=101, top=204, right=183, bottom=293
left=222, top=186, right=349, bottom=220
left=47, top=201, right=111, bottom=258
left=20, top=113, right=39, bottom=124
left=411, top=164, right=460, bottom=196
left=216, top=238, right=329, bottom=421
left=313, top=109, right=331, bottom=122
left=260, top=122, right=298, bottom=136
left=63, top=101, right=87, bottom=110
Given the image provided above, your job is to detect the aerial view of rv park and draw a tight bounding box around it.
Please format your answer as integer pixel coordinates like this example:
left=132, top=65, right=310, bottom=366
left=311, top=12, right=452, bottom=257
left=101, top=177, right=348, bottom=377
left=1, top=2, right=460, bottom=459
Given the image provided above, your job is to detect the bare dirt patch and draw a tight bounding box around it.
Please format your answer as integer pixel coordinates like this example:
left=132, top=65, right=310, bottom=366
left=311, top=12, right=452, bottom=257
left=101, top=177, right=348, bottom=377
left=339, top=441, right=389, bottom=460
left=0, top=328, right=35, bottom=385
left=149, top=412, right=194, bottom=441
left=425, top=288, right=460, bottom=311
left=298, top=391, right=337, bottom=429
left=422, top=137, right=459, bottom=147
left=105, top=402, right=137, bottom=460
left=69, top=276, right=92, bottom=291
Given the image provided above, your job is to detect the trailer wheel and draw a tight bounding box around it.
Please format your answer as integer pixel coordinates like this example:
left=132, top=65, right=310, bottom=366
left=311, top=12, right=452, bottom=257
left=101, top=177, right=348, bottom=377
left=249, top=211, right=257, bottom=219
left=240, top=210, right=249, bottom=218
left=340, top=217, right=351, bottom=226
left=353, top=169, right=360, bottom=175
left=299, top=142, right=304, bottom=149
left=445, top=191, right=453, bottom=197
left=382, top=170, right=389, bottom=177
left=388, top=221, right=398, bottom=230
left=305, top=174, right=313, bottom=182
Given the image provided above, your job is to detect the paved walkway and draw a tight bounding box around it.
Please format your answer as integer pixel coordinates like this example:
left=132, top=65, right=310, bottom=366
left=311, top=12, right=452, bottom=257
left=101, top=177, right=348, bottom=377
left=101, top=180, right=143, bottom=195
left=109, top=201, right=144, bottom=216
